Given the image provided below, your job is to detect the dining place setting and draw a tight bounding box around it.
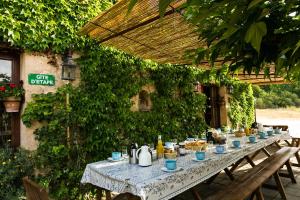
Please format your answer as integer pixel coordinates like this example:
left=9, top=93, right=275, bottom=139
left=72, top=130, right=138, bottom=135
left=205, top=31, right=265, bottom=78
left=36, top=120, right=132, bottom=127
left=81, top=125, right=290, bottom=200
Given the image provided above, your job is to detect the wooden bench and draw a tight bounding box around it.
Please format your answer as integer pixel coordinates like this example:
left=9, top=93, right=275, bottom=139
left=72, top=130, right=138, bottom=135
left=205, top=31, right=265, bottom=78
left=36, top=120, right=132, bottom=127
left=206, top=147, right=299, bottom=200
left=23, top=176, right=50, bottom=200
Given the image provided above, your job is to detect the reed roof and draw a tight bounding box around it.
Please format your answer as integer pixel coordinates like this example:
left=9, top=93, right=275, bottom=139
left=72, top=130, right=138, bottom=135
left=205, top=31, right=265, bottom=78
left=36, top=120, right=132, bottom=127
left=80, top=0, right=286, bottom=85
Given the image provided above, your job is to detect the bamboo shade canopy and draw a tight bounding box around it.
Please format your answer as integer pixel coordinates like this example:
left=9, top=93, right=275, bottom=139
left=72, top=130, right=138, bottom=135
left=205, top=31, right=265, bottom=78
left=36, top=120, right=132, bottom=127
left=80, top=0, right=204, bottom=64
left=80, top=0, right=286, bottom=85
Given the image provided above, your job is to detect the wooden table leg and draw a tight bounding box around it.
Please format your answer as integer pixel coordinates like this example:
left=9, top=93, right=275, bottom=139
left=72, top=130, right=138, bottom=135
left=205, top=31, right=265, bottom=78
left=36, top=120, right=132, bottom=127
left=273, top=171, right=287, bottom=200
left=262, top=148, right=271, bottom=157
left=205, top=172, right=220, bottom=184
left=284, top=140, right=291, bottom=146
left=105, top=189, right=112, bottom=200
left=245, top=155, right=256, bottom=167
left=191, top=186, right=202, bottom=200
left=230, top=157, right=244, bottom=172
left=250, top=149, right=261, bottom=160
left=114, top=193, right=141, bottom=200
left=224, top=168, right=234, bottom=181
left=274, top=141, right=282, bottom=149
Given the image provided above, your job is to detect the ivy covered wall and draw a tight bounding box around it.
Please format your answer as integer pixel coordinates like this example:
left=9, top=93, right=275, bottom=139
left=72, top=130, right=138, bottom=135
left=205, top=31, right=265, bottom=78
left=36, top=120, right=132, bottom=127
left=21, top=45, right=208, bottom=199
left=228, top=82, right=255, bottom=129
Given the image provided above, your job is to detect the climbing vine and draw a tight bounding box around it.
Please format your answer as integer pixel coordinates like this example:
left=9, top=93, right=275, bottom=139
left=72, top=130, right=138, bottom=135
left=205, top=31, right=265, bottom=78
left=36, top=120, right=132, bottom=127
left=228, top=82, right=255, bottom=129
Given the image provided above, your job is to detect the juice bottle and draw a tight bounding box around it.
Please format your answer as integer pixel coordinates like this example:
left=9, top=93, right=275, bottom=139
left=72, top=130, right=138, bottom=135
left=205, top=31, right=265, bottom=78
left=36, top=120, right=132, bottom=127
left=156, top=135, right=164, bottom=159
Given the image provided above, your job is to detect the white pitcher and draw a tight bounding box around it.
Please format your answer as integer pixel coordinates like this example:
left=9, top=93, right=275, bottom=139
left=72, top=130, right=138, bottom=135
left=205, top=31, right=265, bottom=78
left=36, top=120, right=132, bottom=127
left=136, top=145, right=152, bottom=167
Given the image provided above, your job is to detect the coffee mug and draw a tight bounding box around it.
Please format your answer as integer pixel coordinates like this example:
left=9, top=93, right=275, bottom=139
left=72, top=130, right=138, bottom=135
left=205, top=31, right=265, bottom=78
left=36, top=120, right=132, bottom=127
left=165, top=159, right=177, bottom=170
left=216, top=145, right=225, bottom=153
left=232, top=140, right=241, bottom=148
left=275, top=128, right=281, bottom=134
left=267, top=130, right=273, bottom=136
left=259, top=132, right=266, bottom=139
left=195, top=151, right=205, bottom=160
left=249, top=136, right=256, bottom=143
left=112, top=152, right=121, bottom=160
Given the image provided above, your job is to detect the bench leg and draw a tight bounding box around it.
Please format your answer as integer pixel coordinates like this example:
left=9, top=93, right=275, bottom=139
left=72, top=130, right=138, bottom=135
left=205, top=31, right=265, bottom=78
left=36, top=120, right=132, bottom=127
left=291, top=152, right=300, bottom=167
left=273, top=171, right=287, bottom=200
left=285, top=160, right=296, bottom=183
left=255, top=187, right=264, bottom=200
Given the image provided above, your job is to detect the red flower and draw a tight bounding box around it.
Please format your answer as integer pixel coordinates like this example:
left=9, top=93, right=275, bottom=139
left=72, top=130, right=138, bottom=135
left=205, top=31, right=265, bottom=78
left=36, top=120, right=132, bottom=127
left=9, top=83, right=16, bottom=88
left=0, top=86, right=6, bottom=91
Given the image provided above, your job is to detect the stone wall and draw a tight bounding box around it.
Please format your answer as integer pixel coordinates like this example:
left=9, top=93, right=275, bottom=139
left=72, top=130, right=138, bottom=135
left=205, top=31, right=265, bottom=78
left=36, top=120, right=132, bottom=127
left=20, top=51, right=80, bottom=150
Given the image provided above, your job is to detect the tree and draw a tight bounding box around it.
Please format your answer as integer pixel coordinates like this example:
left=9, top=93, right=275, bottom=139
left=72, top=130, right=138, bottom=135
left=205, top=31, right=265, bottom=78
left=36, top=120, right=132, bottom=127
left=129, top=0, right=300, bottom=80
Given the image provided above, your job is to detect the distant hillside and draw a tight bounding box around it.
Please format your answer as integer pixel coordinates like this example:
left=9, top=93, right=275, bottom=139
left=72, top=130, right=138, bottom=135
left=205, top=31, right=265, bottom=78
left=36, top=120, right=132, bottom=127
left=252, top=84, right=300, bottom=109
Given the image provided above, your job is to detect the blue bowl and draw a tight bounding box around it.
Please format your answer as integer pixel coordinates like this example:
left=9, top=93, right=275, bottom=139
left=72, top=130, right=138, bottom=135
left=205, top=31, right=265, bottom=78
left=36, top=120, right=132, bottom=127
left=112, top=152, right=121, bottom=160
left=249, top=136, right=256, bottom=143
left=165, top=159, right=177, bottom=170
left=195, top=151, right=205, bottom=160
left=232, top=140, right=241, bottom=148
left=216, top=145, right=225, bottom=153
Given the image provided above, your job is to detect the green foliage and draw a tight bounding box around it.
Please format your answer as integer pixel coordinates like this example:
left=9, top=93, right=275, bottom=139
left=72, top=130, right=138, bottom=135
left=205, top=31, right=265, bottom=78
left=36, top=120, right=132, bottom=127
left=22, top=46, right=208, bottom=199
left=0, top=145, right=34, bottom=200
left=228, top=82, right=255, bottom=128
left=253, top=84, right=300, bottom=108
left=0, top=0, right=112, bottom=52
left=130, top=0, right=300, bottom=79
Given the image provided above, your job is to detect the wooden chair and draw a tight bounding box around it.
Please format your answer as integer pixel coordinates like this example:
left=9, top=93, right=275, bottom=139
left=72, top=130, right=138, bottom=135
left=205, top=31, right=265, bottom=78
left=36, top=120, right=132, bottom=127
left=22, top=176, right=49, bottom=200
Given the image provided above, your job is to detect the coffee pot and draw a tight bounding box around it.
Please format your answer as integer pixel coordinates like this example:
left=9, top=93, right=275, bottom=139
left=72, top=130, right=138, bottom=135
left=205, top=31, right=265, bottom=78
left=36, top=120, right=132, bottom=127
left=129, top=143, right=138, bottom=164
left=136, top=145, right=152, bottom=167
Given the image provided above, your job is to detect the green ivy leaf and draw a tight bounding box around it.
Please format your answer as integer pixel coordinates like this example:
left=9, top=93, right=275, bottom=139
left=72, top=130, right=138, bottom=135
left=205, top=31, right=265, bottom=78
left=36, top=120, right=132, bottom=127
left=245, top=21, right=267, bottom=53
left=248, top=0, right=265, bottom=10
left=127, top=0, right=137, bottom=15
left=159, top=0, right=174, bottom=18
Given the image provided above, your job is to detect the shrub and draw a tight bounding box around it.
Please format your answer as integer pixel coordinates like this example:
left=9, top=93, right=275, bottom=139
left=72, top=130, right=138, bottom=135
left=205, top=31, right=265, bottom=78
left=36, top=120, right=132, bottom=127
left=0, top=145, right=34, bottom=200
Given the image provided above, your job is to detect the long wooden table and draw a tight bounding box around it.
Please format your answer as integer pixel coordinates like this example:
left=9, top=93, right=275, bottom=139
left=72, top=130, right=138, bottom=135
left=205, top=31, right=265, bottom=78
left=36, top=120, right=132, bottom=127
left=81, top=132, right=290, bottom=200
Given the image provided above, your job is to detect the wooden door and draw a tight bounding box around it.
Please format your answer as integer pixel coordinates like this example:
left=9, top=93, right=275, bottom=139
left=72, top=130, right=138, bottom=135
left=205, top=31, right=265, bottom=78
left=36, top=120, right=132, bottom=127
left=204, top=85, right=221, bottom=128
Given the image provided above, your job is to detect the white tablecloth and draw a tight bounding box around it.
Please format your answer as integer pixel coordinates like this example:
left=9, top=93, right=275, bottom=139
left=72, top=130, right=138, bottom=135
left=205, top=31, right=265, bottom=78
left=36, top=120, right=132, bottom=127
left=81, top=132, right=290, bottom=200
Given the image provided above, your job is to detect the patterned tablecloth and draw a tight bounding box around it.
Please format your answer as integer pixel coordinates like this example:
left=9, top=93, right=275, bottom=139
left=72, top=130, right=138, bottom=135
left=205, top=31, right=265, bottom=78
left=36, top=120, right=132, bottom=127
left=81, top=132, right=290, bottom=200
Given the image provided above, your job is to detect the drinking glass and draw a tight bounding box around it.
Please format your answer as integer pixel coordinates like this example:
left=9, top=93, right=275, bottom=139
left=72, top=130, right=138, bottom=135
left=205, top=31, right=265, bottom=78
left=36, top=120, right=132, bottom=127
left=208, top=141, right=214, bottom=153
left=121, top=147, right=128, bottom=158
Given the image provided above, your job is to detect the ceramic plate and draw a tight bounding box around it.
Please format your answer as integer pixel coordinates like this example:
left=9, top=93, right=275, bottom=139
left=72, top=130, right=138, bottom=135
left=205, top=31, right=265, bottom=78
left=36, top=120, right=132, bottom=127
left=230, top=146, right=242, bottom=149
left=214, top=151, right=228, bottom=154
left=107, top=157, right=125, bottom=162
left=192, top=158, right=210, bottom=162
left=161, top=167, right=183, bottom=173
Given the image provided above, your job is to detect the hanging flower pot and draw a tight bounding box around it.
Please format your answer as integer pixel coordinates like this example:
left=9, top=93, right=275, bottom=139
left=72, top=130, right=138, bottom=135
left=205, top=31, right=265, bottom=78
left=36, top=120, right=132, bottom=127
left=0, top=82, right=24, bottom=113
left=3, top=96, right=22, bottom=112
